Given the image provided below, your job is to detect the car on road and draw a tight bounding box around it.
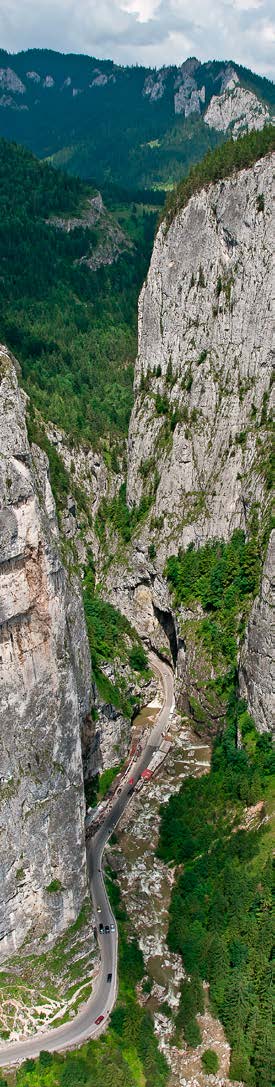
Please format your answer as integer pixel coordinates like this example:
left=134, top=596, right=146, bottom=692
left=110, top=922, right=115, bottom=931
left=97, top=905, right=101, bottom=912
left=105, top=924, right=110, bottom=933
left=128, top=777, right=134, bottom=785
left=128, top=786, right=134, bottom=795
left=95, top=1014, right=104, bottom=1025
left=107, top=972, right=112, bottom=983
left=99, top=923, right=104, bottom=933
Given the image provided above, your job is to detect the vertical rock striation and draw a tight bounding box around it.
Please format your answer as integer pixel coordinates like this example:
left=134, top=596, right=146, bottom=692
left=127, top=154, right=273, bottom=567
left=0, top=349, right=91, bottom=962
left=107, top=151, right=274, bottom=738
left=239, top=530, right=275, bottom=733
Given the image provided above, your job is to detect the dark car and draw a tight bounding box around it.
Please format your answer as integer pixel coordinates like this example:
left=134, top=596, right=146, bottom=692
left=105, top=924, right=110, bottom=934
left=99, top=923, right=104, bottom=934
left=107, top=972, right=112, bottom=983
left=128, top=786, right=134, bottom=795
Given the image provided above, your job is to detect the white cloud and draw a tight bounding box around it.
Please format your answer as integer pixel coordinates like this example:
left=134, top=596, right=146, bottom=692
left=0, top=0, right=274, bottom=80
left=121, top=0, right=160, bottom=21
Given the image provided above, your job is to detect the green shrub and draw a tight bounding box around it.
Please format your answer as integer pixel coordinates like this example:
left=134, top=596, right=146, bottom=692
left=45, top=879, right=63, bottom=894
left=129, top=644, right=148, bottom=672
left=142, top=976, right=153, bottom=994
left=235, top=430, right=247, bottom=446
left=184, top=1018, right=202, bottom=1046
left=155, top=392, right=170, bottom=416
left=97, top=764, right=123, bottom=800
left=256, top=193, right=264, bottom=212
left=201, top=1048, right=219, bottom=1074
left=149, top=542, right=156, bottom=560
left=139, top=456, right=152, bottom=479
left=38, top=1051, right=53, bottom=1068
left=174, top=977, right=204, bottom=1048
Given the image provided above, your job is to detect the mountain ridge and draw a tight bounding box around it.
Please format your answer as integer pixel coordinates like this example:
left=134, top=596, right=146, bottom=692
left=0, top=48, right=273, bottom=189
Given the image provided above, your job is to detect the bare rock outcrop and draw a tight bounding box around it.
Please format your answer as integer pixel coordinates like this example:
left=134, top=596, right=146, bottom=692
left=127, top=153, right=273, bottom=569
left=239, top=531, right=275, bottom=733
left=105, top=153, right=274, bottom=738
left=204, top=73, right=270, bottom=136
left=0, top=349, right=91, bottom=962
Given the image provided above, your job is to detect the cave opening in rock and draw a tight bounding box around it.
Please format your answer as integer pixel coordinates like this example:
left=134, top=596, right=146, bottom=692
left=153, top=604, right=178, bottom=667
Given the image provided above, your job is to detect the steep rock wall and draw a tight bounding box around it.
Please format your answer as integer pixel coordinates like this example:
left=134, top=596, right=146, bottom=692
left=106, top=154, right=274, bottom=736
left=239, top=530, right=274, bottom=733
left=127, top=154, right=273, bottom=569
left=204, top=78, right=270, bottom=136
left=0, top=349, right=91, bottom=962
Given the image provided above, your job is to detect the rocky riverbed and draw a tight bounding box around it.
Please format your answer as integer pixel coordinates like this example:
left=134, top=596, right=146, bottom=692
left=107, top=703, right=237, bottom=1086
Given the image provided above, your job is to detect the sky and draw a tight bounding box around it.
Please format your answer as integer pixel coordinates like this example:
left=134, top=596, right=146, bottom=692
left=0, top=0, right=274, bottom=81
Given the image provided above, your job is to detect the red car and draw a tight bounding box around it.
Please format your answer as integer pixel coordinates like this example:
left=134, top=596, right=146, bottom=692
left=128, top=777, right=134, bottom=786
left=95, top=1014, right=104, bottom=1025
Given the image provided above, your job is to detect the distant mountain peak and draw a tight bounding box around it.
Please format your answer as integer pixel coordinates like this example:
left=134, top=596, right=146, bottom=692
left=0, top=48, right=273, bottom=189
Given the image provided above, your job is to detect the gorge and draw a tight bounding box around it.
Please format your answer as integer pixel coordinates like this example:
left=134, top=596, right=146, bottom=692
left=0, top=127, right=274, bottom=1087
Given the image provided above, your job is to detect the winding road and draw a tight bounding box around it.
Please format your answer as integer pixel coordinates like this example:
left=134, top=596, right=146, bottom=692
left=0, top=654, right=174, bottom=1067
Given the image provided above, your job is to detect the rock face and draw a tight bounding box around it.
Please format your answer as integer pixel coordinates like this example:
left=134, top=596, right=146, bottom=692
left=143, top=71, right=166, bottom=102
left=205, top=74, right=270, bottom=136
left=174, top=77, right=205, bottom=117
left=239, top=531, right=275, bottom=733
left=0, top=68, right=26, bottom=94
left=105, top=152, right=274, bottom=739
left=48, top=192, right=132, bottom=272
left=0, top=349, right=91, bottom=963
left=127, top=154, right=273, bottom=569
left=45, top=420, right=123, bottom=567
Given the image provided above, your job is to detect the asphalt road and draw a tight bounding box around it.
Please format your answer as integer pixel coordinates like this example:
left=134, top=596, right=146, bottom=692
left=0, top=653, right=174, bottom=1067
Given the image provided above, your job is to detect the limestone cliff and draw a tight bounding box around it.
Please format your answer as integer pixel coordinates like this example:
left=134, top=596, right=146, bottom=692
left=240, top=530, right=274, bottom=733
left=0, top=348, right=91, bottom=963
left=204, top=71, right=270, bottom=136
left=127, top=153, right=273, bottom=566
left=106, top=152, right=274, bottom=735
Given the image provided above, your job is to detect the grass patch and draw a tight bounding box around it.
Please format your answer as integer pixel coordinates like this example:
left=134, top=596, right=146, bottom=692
left=45, top=879, right=63, bottom=894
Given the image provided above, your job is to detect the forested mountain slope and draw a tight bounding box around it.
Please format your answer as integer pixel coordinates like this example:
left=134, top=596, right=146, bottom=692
left=0, top=137, right=156, bottom=446
left=0, top=48, right=274, bottom=189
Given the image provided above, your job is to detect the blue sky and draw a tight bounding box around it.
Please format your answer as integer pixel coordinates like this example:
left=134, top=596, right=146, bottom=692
left=0, top=0, right=274, bottom=80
